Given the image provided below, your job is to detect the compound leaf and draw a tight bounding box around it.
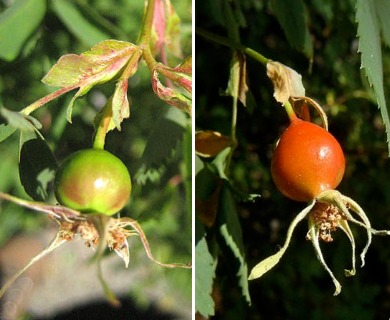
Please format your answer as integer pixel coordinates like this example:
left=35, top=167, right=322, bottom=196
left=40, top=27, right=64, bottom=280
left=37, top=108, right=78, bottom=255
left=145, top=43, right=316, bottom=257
left=356, top=0, right=390, bottom=154
left=42, top=40, right=141, bottom=122
left=271, top=0, right=313, bottom=59
left=195, top=220, right=216, bottom=317
left=52, top=0, right=109, bottom=46
left=217, top=184, right=251, bottom=304
left=0, top=0, right=46, bottom=61
left=19, top=135, right=58, bottom=201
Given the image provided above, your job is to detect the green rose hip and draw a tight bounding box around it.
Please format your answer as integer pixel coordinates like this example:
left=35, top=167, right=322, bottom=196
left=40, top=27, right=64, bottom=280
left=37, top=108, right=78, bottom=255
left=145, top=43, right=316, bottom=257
left=54, top=149, right=131, bottom=216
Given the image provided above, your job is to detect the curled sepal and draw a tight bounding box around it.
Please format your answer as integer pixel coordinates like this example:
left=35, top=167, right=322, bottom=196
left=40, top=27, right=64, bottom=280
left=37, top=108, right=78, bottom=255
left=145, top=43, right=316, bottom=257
left=113, top=238, right=130, bottom=268
left=317, top=190, right=390, bottom=267
left=291, top=96, right=329, bottom=131
left=119, top=217, right=192, bottom=269
left=338, top=219, right=357, bottom=277
left=0, top=191, right=81, bottom=221
left=0, top=227, right=70, bottom=299
left=306, top=215, right=342, bottom=296
left=106, top=218, right=139, bottom=268
left=248, top=200, right=315, bottom=280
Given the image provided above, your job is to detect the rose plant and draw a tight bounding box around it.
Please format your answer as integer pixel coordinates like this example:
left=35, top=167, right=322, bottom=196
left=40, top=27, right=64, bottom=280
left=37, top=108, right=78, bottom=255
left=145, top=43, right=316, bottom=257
left=0, top=0, right=191, bottom=305
left=196, top=1, right=390, bottom=316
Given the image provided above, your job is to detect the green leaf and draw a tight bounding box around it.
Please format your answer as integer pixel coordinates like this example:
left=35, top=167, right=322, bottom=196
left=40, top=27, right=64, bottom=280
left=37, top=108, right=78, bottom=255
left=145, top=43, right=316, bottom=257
left=356, top=0, right=390, bottom=154
left=42, top=40, right=139, bottom=87
left=195, top=219, right=216, bottom=317
left=19, top=134, right=58, bottom=201
left=195, top=154, right=204, bottom=176
left=209, top=147, right=231, bottom=180
left=0, top=0, right=46, bottom=61
left=0, top=124, right=16, bottom=142
left=374, top=0, right=390, bottom=48
left=271, top=0, right=313, bottom=59
left=52, top=0, right=109, bottom=47
left=205, top=149, right=261, bottom=203
left=42, top=40, right=141, bottom=122
left=0, top=107, right=41, bottom=132
left=217, top=184, right=251, bottom=304
left=135, top=107, right=187, bottom=185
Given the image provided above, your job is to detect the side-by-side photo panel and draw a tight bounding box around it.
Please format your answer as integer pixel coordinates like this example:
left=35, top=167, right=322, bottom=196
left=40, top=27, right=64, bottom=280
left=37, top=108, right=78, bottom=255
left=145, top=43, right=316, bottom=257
left=0, top=1, right=192, bottom=319
left=195, top=1, right=390, bottom=319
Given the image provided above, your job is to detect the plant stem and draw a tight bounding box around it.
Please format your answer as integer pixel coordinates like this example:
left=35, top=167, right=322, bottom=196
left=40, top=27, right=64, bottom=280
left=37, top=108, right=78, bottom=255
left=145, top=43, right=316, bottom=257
left=283, top=100, right=298, bottom=122
left=138, top=0, right=159, bottom=72
left=196, top=27, right=269, bottom=66
left=92, top=0, right=156, bottom=150
left=138, top=0, right=156, bottom=47
left=222, top=0, right=240, bottom=173
left=93, top=102, right=113, bottom=150
left=20, top=86, right=77, bottom=116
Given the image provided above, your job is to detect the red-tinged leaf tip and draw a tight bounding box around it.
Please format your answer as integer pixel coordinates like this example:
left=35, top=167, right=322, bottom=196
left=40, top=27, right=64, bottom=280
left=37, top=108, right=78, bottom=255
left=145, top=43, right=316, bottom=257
left=112, top=79, right=130, bottom=130
left=151, top=0, right=183, bottom=59
left=42, top=40, right=140, bottom=89
left=42, top=40, right=141, bottom=122
left=173, top=55, right=192, bottom=74
left=155, top=59, right=192, bottom=95
left=164, top=0, right=182, bottom=58
left=153, top=0, right=166, bottom=50
left=152, top=70, right=191, bottom=115
left=42, top=54, right=87, bottom=87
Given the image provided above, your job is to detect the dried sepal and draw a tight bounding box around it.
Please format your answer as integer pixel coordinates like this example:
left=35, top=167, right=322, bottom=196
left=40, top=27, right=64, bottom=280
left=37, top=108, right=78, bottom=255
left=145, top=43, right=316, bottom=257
left=309, top=190, right=390, bottom=294
left=0, top=191, right=81, bottom=222
left=250, top=187, right=390, bottom=295
left=307, top=215, right=342, bottom=296
left=119, top=217, right=191, bottom=269
left=337, top=219, right=357, bottom=277
left=266, top=61, right=305, bottom=103
left=0, top=192, right=191, bottom=301
left=291, top=96, right=329, bottom=131
left=0, top=225, right=71, bottom=299
left=107, top=218, right=138, bottom=268
left=248, top=200, right=315, bottom=280
left=318, top=190, right=390, bottom=267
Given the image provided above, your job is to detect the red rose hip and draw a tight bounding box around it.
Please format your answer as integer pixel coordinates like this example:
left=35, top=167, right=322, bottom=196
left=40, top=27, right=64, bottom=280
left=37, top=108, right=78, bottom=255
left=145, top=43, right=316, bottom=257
left=271, top=118, right=345, bottom=202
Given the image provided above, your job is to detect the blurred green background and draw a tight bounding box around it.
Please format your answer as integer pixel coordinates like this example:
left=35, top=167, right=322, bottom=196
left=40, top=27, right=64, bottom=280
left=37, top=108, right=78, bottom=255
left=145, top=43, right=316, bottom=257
left=0, top=0, right=191, bottom=319
left=196, top=0, right=390, bottom=319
